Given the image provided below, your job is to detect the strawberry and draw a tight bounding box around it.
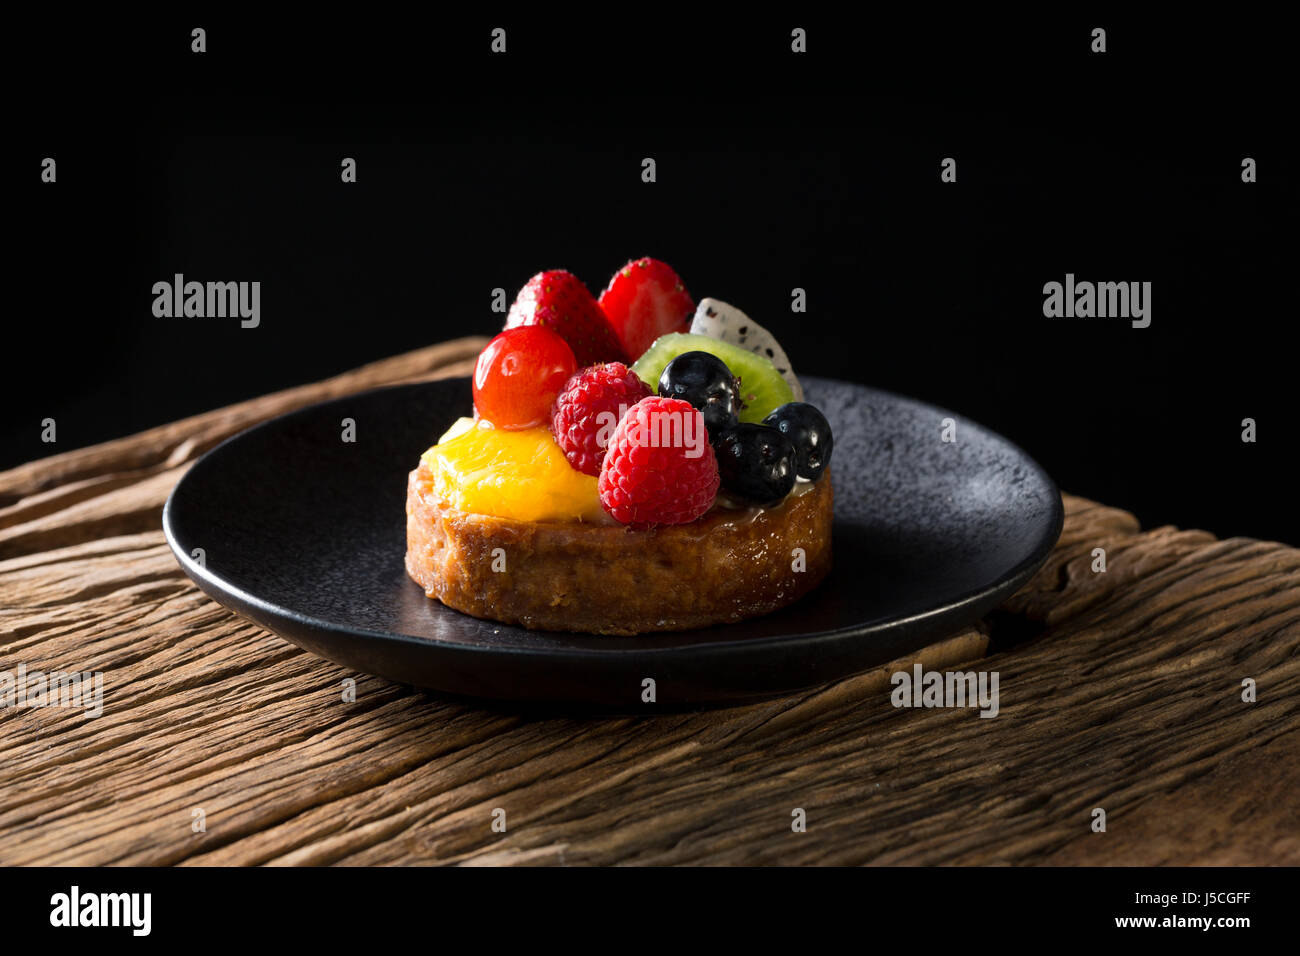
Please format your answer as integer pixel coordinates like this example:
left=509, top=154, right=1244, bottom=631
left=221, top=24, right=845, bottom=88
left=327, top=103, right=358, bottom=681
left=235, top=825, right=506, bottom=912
left=598, top=257, right=695, bottom=362
left=506, top=270, right=627, bottom=367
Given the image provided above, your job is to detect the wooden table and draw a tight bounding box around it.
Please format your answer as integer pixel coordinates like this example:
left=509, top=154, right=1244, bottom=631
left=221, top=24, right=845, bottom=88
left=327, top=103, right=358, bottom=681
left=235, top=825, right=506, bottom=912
left=2, top=338, right=1297, bottom=866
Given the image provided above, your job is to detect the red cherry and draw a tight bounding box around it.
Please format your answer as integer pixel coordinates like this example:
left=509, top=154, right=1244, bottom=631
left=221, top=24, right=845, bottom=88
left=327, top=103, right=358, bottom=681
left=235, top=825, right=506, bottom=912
left=473, top=326, right=578, bottom=429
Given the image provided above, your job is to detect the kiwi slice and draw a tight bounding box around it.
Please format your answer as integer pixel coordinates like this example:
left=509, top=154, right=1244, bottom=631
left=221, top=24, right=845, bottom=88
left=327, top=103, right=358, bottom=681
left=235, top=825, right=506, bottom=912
left=632, top=332, right=795, bottom=424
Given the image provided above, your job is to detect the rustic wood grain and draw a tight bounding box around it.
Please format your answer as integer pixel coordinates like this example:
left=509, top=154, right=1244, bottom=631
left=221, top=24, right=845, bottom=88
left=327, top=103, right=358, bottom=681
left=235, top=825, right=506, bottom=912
left=1, top=341, right=1296, bottom=866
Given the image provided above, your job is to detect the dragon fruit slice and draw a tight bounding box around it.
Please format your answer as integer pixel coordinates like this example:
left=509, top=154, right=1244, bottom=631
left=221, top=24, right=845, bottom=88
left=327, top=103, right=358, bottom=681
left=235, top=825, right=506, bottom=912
left=688, top=298, right=804, bottom=402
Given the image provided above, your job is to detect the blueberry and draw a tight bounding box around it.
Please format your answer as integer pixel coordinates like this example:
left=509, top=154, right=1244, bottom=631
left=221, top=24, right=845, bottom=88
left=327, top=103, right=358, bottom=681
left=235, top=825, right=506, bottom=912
left=761, top=402, right=833, bottom=480
left=657, top=351, right=741, bottom=441
left=715, top=423, right=797, bottom=506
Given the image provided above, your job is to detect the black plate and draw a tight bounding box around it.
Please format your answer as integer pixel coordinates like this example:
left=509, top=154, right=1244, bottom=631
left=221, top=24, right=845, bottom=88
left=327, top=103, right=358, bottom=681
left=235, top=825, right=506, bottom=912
left=163, top=376, right=1062, bottom=707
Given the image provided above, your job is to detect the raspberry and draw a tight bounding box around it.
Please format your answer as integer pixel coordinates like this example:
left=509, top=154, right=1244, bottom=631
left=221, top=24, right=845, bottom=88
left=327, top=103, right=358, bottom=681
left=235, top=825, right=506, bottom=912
left=551, top=362, right=653, bottom=476
left=598, top=397, right=720, bottom=527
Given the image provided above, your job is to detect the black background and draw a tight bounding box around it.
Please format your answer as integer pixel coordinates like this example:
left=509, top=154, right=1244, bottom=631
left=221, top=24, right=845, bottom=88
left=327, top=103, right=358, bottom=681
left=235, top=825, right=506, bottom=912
left=10, top=12, right=1295, bottom=543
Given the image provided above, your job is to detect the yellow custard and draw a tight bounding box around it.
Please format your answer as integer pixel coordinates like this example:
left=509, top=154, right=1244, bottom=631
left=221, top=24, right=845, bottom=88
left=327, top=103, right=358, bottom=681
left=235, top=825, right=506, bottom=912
left=421, top=419, right=606, bottom=524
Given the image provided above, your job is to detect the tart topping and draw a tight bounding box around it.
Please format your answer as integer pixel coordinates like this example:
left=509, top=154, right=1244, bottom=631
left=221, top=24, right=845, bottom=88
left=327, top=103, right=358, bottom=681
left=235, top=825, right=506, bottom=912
left=473, top=326, right=577, bottom=430
left=443, top=259, right=833, bottom=525
left=714, top=422, right=798, bottom=507
left=689, top=297, right=804, bottom=402
left=762, top=402, right=834, bottom=480
left=551, top=362, right=653, bottom=476
left=631, top=332, right=794, bottom=423
left=423, top=421, right=606, bottom=524
left=506, top=270, right=627, bottom=367
left=598, top=257, right=695, bottom=360
left=655, top=350, right=742, bottom=443
left=598, top=397, right=720, bottom=528
left=438, top=416, right=477, bottom=445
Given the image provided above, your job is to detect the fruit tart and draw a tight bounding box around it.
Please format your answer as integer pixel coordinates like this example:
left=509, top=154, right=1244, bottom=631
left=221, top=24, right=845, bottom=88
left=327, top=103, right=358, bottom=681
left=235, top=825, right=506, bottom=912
left=405, top=258, right=835, bottom=635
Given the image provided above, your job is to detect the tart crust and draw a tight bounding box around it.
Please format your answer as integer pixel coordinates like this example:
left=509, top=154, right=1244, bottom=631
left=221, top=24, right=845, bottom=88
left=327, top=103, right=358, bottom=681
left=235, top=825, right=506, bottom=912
left=405, top=460, right=833, bottom=635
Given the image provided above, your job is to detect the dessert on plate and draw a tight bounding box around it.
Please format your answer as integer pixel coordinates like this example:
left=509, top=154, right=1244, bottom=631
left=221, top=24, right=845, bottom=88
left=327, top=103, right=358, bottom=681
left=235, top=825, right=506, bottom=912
left=405, top=258, right=835, bottom=635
